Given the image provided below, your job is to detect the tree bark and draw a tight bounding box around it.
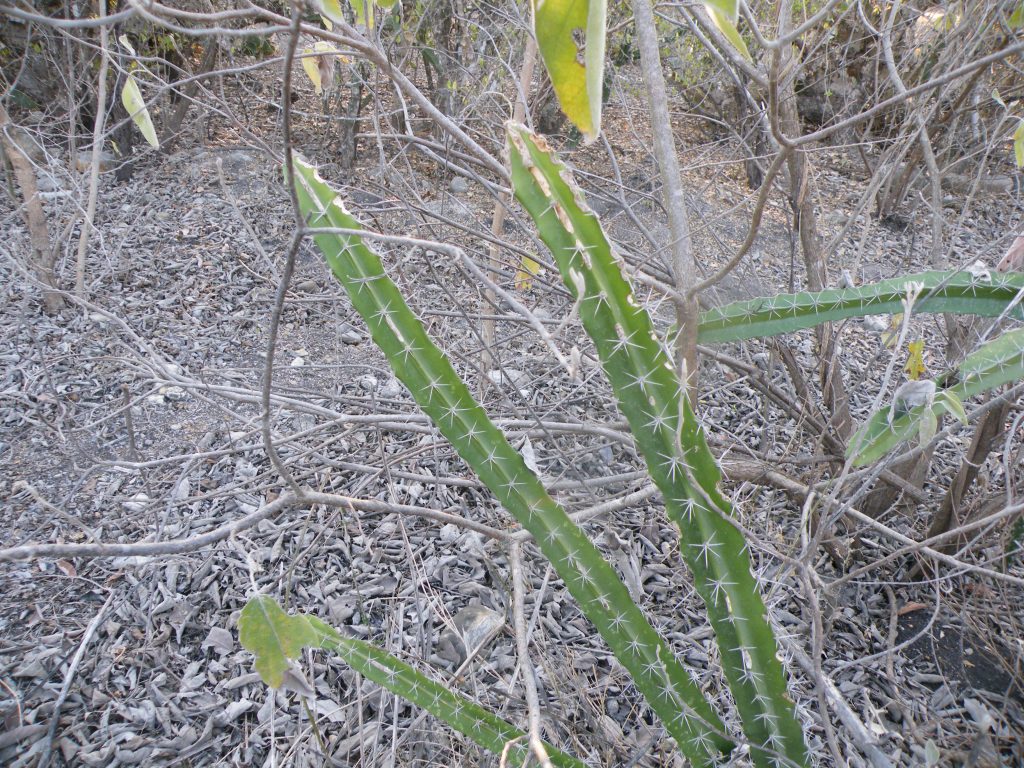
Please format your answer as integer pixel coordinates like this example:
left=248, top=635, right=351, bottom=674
left=0, top=105, right=64, bottom=313
left=773, top=0, right=852, bottom=441
left=632, top=0, right=700, bottom=397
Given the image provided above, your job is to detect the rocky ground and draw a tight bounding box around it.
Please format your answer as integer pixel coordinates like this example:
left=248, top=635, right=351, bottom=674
left=1, top=54, right=1023, bottom=768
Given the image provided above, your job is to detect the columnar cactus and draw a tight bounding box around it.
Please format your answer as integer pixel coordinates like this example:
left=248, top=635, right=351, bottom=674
left=507, top=124, right=808, bottom=767
left=698, top=270, right=1024, bottom=343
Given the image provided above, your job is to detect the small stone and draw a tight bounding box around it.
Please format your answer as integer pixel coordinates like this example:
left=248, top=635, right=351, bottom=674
left=35, top=174, right=63, bottom=193
left=340, top=326, right=362, bottom=344
left=487, top=368, right=530, bottom=397
left=159, top=386, right=187, bottom=401
left=295, top=279, right=319, bottom=293
left=436, top=605, right=505, bottom=667
left=449, top=177, right=470, bottom=194
left=379, top=377, right=403, bottom=399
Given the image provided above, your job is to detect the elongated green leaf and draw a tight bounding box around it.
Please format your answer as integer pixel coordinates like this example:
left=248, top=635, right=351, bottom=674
left=240, top=597, right=587, bottom=768
left=532, top=0, right=605, bottom=142
left=291, top=156, right=731, bottom=765
left=849, top=328, right=1024, bottom=465
left=706, top=5, right=751, bottom=62
left=121, top=73, right=159, bottom=149
left=1014, top=119, right=1024, bottom=168
left=698, top=272, right=1024, bottom=344
left=704, top=0, right=738, bottom=19
left=508, top=124, right=808, bottom=768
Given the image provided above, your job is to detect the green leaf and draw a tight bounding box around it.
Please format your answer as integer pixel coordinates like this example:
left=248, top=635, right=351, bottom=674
left=319, top=0, right=346, bottom=23
left=118, top=34, right=137, bottom=57
left=301, top=41, right=340, bottom=95
left=918, top=407, right=938, bottom=445
left=935, top=390, right=967, bottom=425
left=351, top=0, right=373, bottom=29
left=1014, top=119, right=1024, bottom=168
left=239, top=598, right=588, bottom=768
left=238, top=595, right=322, bottom=688
left=532, top=0, right=606, bottom=142
left=706, top=5, right=752, bottom=62
left=704, top=0, right=738, bottom=19
left=1009, top=1, right=1024, bottom=29
left=121, top=73, right=159, bottom=149
left=698, top=271, right=1024, bottom=344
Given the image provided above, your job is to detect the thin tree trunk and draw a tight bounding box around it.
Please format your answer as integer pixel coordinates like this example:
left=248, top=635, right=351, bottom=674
left=928, top=400, right=1010, bottom=546
left=0, top=105, right=64, bottom=313
left=162, top=40, right=220, bottom=153
left=773, top=0, right=852, bottom=440
left=76, top=0, right=109, bottom=298
left=632, top=0, right=700, bottom=397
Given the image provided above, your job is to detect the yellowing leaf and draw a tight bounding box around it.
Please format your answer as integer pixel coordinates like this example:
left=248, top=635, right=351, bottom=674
left=1014, top=119, right=1024, bottom=168
left=318, top=0, right=346, bottom=23
left=703, top=0, right=738, bottom=19
left=905, top=339, right=926, bottom=380
left=301, top=41, right=340, bottom=95
left=121, top=74, right=159, bottom=149
left=238, top=596, right=321, bottom=688
left=532, top=0, right=606, bottom=142
left=118, top=34, right=137, bottom=57
left=514, top=255, right=541, bottom=291
left=882, top=312, right=903, bottom=348
left=706, top=5, right=751, bottom=63
left=320, top=14, right=334, bottom=30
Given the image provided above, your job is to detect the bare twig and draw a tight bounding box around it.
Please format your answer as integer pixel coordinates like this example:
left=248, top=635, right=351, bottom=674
left=509, top=540, right=553, bottom=768
left=632, top=0, right=701, bottom=396
left=0, top=490, right=508, bottom=563
left=75, top=0, right=109, bottom=298
left=37, top=591, right=114, bottom=768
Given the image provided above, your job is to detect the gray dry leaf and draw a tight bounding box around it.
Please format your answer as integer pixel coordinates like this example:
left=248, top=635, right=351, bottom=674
left=436, top=605, right=506, bottom=668
left=201, top=626, right=235, bottom=655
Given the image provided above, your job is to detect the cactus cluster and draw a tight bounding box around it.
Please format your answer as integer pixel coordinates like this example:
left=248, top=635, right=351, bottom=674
left=289, top=154, right=733, bottom=764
